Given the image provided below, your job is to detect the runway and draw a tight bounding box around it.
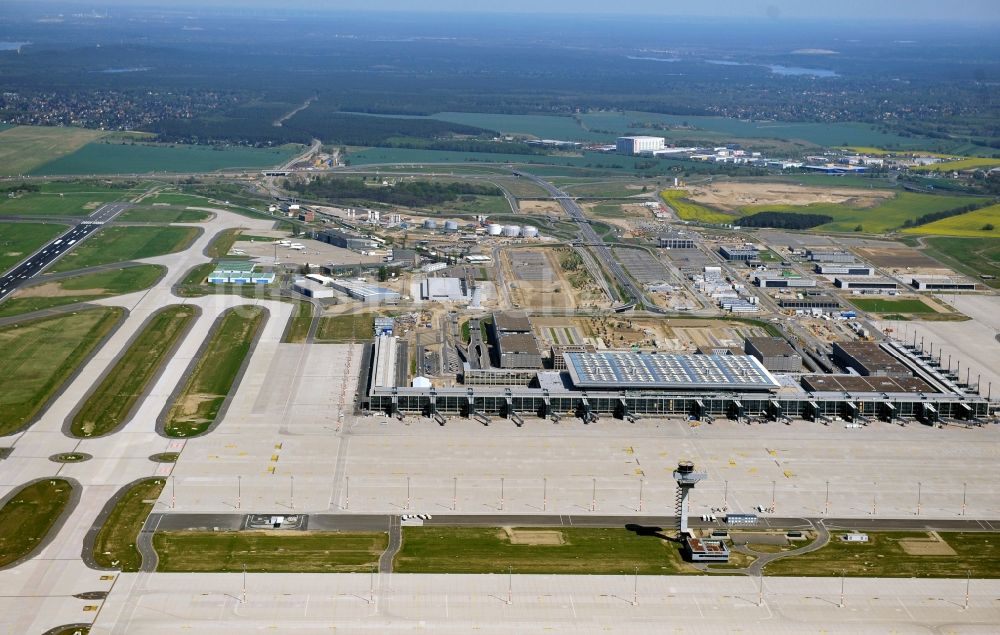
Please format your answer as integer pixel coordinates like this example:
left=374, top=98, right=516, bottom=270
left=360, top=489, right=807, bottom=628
left=0, top=202, right=129, bottom=301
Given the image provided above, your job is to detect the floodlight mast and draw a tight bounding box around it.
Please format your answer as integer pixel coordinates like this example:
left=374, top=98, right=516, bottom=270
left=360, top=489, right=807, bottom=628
left=672, top=460, right=707, bottom=537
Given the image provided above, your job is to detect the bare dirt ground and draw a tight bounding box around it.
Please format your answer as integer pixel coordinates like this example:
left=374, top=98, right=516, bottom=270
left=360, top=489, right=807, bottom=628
left=506, top=250, right=576, bottom=310
left=899, top=533, right=957, bottom=556
left=13, top=281, right=105, bottom=298
left=853, top=245, right=946, bottom=270
left=505, top=529, right=565, bottom=545
left=686, top=182, right=894, bottom=210
left=518, top=200, right=565, bottom=215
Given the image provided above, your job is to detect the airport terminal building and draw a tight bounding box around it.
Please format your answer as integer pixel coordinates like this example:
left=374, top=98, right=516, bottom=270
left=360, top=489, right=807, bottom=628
left=360, top=341, right=990, bottom=425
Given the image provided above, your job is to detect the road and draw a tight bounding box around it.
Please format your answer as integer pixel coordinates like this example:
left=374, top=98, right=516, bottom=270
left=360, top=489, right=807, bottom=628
left=0, top=202, right=129, bottom=302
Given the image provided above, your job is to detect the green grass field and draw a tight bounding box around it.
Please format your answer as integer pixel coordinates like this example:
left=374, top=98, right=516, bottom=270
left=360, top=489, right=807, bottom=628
left=660, top=189, right=731, bottom=223
left=848, top=297, right=936, bottom=314
left=48, top=225, right=199, bottom=272
left=0, top=222, right=68, bottom=273
left=93, top=479, right=165, bottom=571
left=0, top=191, right=128, bottom=217
left=765, top=532, right=1000, bottom=578
left=153, top=531, right=387, bottom=573
left=0, top=126, right=109, bottom=176
left=205, top=228, right=242, bottom=259
left=394, top=527, right=691, bottom=575
left=0, top=265, right=164, bottom=318
left=0, top=308, right=123, bottom=435
left=178, top=263, right=217, bottom=287
left=738, top=192, right=978, bottom=233
left=116, top=207, right=211, bottom=223
left=903, top=204, right=1000, bottom=238
left=922, top=237, right=1000, bottom=288
left=0, top=479, right=74, bottom=567
left=164, top=306, right=265, bottom=437
left=31, top=142, right=300, bottom=176
left=282, top=301, right=313, bottom=344
left=71, top=305, right=196, bottom=437
left=315, top=312, right=375, bottom=342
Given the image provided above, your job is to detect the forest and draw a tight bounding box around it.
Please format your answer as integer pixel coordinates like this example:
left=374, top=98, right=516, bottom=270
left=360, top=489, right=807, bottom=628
left=285, top=177, right=503, bottom=207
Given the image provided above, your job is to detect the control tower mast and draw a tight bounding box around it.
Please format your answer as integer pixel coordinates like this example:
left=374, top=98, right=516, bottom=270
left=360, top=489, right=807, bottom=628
left=672, top=460, right=707, bottom=537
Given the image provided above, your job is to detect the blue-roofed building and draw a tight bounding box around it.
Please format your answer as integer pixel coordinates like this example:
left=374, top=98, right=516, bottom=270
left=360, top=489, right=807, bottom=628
left=562, top=352, right=779, bottom=391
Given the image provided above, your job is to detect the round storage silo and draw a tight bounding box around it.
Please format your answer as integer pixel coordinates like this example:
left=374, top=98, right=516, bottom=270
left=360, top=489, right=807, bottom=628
left=487, top=224, right=504, bottom=236
left=423, top=219, right=438, bottom=230
left=444, top=220, right=459, bottom=232
left=503, top=225, right=521, bottom=237
left=522, top=225, right=539, bottom=238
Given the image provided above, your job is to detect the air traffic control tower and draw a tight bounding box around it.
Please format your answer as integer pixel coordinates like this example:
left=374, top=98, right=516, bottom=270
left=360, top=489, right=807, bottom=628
left=673, top=460, right=706, bottom=537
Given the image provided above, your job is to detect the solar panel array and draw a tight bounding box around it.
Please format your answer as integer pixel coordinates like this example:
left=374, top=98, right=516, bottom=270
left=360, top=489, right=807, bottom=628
left=564, top=352, right=779, bottom=390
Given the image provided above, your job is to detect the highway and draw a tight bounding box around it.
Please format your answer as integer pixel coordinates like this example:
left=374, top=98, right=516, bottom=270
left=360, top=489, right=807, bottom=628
left=0, top=202, right=129, bottom=302
left=518, top=172, right=663, bottom=313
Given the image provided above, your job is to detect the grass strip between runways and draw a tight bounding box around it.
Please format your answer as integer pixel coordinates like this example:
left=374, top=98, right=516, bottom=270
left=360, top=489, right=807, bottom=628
left=153, top=531, right=388, bottom=572
left=71, top=304, right=197, bottom=437
left=0, top=479, right=74, bottom=568
left=93, top=478, right=165, bottom=571
left=0, top=307, right=124, bottom=436
left=164, top=306, right=266, bottom=437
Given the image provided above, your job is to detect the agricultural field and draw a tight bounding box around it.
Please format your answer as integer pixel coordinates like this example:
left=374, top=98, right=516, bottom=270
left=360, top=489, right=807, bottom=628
left=0, top=307, right=123, bottom=436
left=0, top=191, right=128, bottom=217
left=848, top=297, right=936, bottom=314
left=0, top=265, right=164, bottom=318
left=315, top=312, right=376, bottom=342
left=660, top=189, right=731, bottom=223
left=765, top=532, right=1000, bottom=578
left=0, top=126, right=109, bottom=176
left=115, top=207, right=211, bottom=223
left=153, top=531, right=387, bottom=573
left=31, top=142, right=301, bottom=176
left=92, top=479, right=166, bottom=571
left=0, top=479, right=74, bottom=568
left=922, top=237, right=1000, bottom=288
left=394, top=527, right=692, bottom=575
left=163, top=306, right=266, bottom=437
left=903, top=203, right=1000, bottom=238
left=0, top=222, right=68, bottom=273
left=48, top=225, right=199, bottom=272
left=71, top=305, right=197, bottom=437
left=913, top=157, right=1000, bottom=172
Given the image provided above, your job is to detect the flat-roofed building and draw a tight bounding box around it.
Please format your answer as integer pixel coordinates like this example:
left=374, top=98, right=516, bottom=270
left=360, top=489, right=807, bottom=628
left=815, top=264, right=875, bottom=276
left=551, top=344, right=597, bottom=369
left=720, top=245, right=759, bottom=261
left=658, top=233, right=696, bottom=249
left=684, top=537, right=730, bottom=563
left=563, top=352, right=779, bottom=391
left=493, top=311, right=532, bottom=334
left=910, top=275, right=978, bottom=291
left=419, top=277, right=468, bottom=301
left=318, top=228, right=380, bottom=252
left=371, top=335, right=399, bottom=389
left=744, top=337, right=802, bottom=372
left=801, top=374, right=932, bottom=394
left=498, top=333, right=543, bottom=369
left=616, top=136, right=665, bottom=155
left=778, top=295, right=840, bottom=311
left=806, top=248, right=855, bottom=263
left=835, top=276, right=898, bottom=290
left=832, top=341, right=910, bottom=378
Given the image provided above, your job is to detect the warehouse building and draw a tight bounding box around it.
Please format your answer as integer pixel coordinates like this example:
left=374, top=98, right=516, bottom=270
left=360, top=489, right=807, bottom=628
left=616, top=136, right=665, bottom=155
left=832, top=342, right=911, bottom=378
left=815, top=264, right=875, bottom=276
left=420, top=277, right=469, bottom=302
left=318, top=228, right=380, bottom=252
left=910, top=275, right=978, bottom=291
left=801, top=374, right=933, bottom=394
left=744, top=337, right=802, bottom=372
left=778, top=295, right=841, bottom=311
left=754, top=273, right=817, bottom=288
left=719, top=245, right=759, bottom=261
left=658, top=233, right=696, bottom=249
left=463, top=364, right=538, bottom=386
left=331, top=279, right=401, bottom=304
left=292, top=277, right=336, bottom=299
left=494, top=311, right=533, bottom=334
left=835, top=277, right=898, bottom=290
left=806, top=248, right=855, bottom=263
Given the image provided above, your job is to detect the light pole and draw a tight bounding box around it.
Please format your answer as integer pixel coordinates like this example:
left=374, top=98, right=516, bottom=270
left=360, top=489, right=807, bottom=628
left=839, top=570, right=845, bottom=608
left=453, top=477, right=458, bottom=511
left=406, top=476, right=411, bottom=510
left=345, top=476, right=350, bottom=510
left=591, top=477, right=597, bottom=512
left=543, top=477, right=547, bottom=512
left=771, top=480, right=776, bottom=513
left=962, top=482, right=967, bottom=516
left=638, top=479, right=644, bottom=513
left=916, top=481, right=921, bottom=516
left=237, top=475, right=242, bottom=510
left=242, top=563, right=247, bottom=604
left=824, top=480, right=830, bottom=516
left=290, top=475, right=295, bottom=510
left=171, top=475, right=176, bottom=509
left=723, top=479, right=728, bottom=512
left=965, top=570, right=971, bottom=610
left=632, top=565, right=639, bottom=606
left=500, top=477, right=505, bottom=512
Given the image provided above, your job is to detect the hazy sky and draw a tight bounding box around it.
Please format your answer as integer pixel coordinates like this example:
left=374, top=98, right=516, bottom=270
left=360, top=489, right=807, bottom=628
left=27, top=0, right=1000, bottom=23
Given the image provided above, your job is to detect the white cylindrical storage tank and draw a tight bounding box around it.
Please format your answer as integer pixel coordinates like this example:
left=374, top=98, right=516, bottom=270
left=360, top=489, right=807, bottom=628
left=444, top=220, right=459, bottom=232
left=522, top=225, right=539, bottom=238
left=487, top=224, right=504, bottom=236
left=503, top=224, right=521, bottom=237
left=423, top=219, right=438, bottom=230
